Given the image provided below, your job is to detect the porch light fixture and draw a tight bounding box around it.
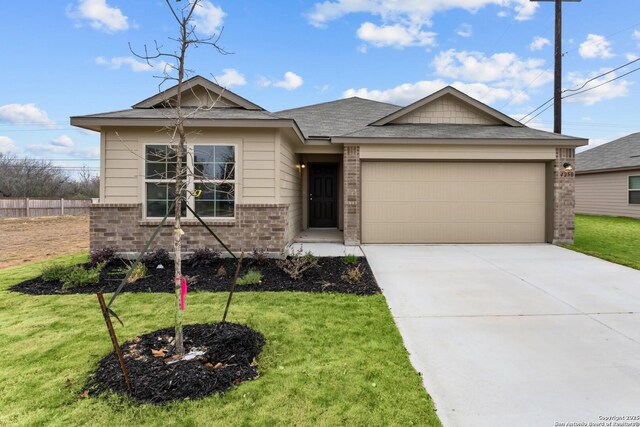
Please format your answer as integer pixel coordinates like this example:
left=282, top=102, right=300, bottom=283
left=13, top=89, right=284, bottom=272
left=296, top=161, right=306, bottom=169
left=562, top=162, right=573, bottom=172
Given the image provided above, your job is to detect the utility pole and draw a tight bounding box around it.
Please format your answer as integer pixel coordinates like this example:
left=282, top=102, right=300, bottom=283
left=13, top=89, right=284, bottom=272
left=531, top=0, right=581, bottom=134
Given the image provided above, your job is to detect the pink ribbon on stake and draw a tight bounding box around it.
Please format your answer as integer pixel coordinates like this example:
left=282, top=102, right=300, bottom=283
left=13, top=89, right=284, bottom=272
left=179, top=277, right=188, bottom=311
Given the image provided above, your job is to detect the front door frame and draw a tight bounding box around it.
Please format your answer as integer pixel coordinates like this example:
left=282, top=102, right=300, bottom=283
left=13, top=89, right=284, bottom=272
left=308, top=162, right=339, bottom=228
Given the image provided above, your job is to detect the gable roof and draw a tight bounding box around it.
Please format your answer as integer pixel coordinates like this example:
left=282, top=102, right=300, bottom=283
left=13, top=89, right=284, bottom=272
left=370, top=86, right=523, bottom=127
left=275, top=97, right=400, bottom=138
left=576, top=132, right=640, bottom=173
left=132, top=75, right=264, bottom=110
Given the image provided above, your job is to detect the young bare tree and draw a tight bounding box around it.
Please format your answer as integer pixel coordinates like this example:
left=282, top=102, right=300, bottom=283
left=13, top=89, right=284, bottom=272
left=132, top=0, right=227, bottom=356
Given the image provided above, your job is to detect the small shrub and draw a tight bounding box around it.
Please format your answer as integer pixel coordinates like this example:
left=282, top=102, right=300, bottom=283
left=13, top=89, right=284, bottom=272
left=342, top=253, right=358, bottom=265
left=41, top=264, right=75, bottom=282
left=236, top=269, right=263, bottom=285
left=61, top=262, right=106, bottom=290
left=250, top=248, right=269, bottom=265
left=216, top=265, right=227, bottom=277
left=142, top=248, right=171, bottom=267
left=341, top=264, right=362, bottom=284
left=277, top=247, right=318, bottom=280
left=88, top=247, right=116, bottom=268
left=190, top=247, right=221, bottom=268
left=117, top=262, right=147, bottom=284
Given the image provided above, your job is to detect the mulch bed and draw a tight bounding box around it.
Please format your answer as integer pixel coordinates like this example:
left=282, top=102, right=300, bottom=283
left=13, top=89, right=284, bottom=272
left=10, top=257, right=380, bottom=296
left=88, top=323, right=265, bottom=404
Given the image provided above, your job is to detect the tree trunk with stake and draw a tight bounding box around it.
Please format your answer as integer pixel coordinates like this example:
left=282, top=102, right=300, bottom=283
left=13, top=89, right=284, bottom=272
left=131, top=0, right=228, bottom=356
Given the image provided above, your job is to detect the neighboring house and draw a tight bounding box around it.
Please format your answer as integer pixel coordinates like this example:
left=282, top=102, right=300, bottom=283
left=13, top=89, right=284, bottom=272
left=71, top=76, right=587, bottom=253
left=576, top=132, right=640, bottom=218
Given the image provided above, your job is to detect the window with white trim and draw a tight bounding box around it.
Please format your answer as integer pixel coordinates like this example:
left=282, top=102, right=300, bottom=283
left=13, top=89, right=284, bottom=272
left=630, top=176, right=640, bottom=204
left=144, top=144, right=236, bottom=219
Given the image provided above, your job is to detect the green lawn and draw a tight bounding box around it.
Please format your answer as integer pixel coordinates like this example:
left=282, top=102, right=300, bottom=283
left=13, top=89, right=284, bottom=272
left=565, top=214, right=640, bottom=270
left=0, top=254, right=440, bottom=427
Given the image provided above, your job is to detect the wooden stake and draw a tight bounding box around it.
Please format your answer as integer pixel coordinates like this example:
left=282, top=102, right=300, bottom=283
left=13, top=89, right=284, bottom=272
left=97, top=292, right=132, bottom=394
left=222, top=251, right=244, bottom=323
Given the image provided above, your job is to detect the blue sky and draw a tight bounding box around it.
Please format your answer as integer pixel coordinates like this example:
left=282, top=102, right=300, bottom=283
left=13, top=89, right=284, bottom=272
left=1, top=0, right=639, bottom=173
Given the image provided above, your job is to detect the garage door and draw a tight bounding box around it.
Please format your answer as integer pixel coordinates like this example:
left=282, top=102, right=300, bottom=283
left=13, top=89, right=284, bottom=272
left=361, top=162, right=546, bottom=243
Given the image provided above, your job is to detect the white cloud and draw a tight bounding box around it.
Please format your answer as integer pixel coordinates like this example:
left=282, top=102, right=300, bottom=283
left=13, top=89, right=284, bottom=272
left=356, top=22, right=436, bottom=48
left=192, top=1, right=225, bottom=35
left=28, top=136, right=99, bottom=158
left=67, top=0, right=129, bottom=32
left=456, top=24, right=473, bottom=38
left=626, top=53, right=639, bottom=61
left=0, top=136, right=17, bottom=154
left=52, top=135, right=74, bottom=148
left=0, top=103, right=57, bottom=129
left=215, top=68, right=246, bottom=87
left=343, top=80, right=514, bottom=106
left=634, top=30, right=640, bottom=43
left=260, top=72, right=304, bottom=91
left=530, top=36, right=550, bottom=51
left=564, top=70, right=630, bottom=106
left=579, top=34, right=614, bottom=59
left=307, top=0, right=539, bottom=28
left=433, top=49, right=553, bottom=91
left=512, top=0, right=538, bottom=21
left=95, top=56, right=168, bottom=73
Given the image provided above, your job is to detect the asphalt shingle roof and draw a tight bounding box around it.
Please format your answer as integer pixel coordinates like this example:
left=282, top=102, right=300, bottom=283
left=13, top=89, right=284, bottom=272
left=576, top=132, right=640, bottom=172
left=77, top=107, right=279, bottom=120
left=339, top=124, right=582, bottom=140
left=275, top=97, right=401, bottom=138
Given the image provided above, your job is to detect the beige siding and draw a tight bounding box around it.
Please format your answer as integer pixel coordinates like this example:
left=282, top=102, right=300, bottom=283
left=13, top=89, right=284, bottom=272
left=101, top=127, right=278, bottom=206
left=391, top=95, right=502, bottom=125
left=103, top=135, right=139, bottom=203
left=576, top=170, right=640, bottom=218
left=280, top=131, right=303, bottom=240
left=361, top=162, right=546, bottom=243
left=359, top=144, right=556, bottom=160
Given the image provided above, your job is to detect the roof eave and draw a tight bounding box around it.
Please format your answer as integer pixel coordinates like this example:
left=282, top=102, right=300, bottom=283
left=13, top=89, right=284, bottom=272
left=70, top=116, right=305, bottom=143
left=331, top=136, right=588, bottom=147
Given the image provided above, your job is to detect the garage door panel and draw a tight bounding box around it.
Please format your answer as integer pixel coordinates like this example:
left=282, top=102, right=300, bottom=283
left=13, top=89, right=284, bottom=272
left=364, top=180, right=544, bottom=203
left=361, top=162, right=546, bottom=243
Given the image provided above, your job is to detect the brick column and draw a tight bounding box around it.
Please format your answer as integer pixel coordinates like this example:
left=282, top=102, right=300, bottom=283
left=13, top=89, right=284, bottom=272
left=553, top=147, right=576, bottom=245
left=343, top=145, right=361, bottom=245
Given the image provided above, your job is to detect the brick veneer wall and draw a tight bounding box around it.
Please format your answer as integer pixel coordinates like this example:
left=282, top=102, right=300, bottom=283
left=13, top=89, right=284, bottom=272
left=553, top=147, right=576, bottom=245
left=343, top=145, right=361, bottom=245
left=90, top=203, right=289, bottom=253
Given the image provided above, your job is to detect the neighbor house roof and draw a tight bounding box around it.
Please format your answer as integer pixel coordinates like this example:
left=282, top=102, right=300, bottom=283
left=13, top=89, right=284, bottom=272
left=576, top=132, right=640, bottom=173
left=275, top=97, right=400, bottom=138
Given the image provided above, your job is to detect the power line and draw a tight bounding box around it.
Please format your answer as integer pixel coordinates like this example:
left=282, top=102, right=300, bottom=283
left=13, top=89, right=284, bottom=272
left=520, top=56, right=640, bottom=122
left=524, top=65, right=640, bottom=125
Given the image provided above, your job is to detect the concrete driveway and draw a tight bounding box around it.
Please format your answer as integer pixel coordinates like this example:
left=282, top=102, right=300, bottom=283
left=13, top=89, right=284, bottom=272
left=363, top=244, right=640, bottom=427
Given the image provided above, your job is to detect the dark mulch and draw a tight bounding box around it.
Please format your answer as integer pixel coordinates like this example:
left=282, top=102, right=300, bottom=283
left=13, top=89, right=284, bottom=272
left=89, top=322, right=265, bottom=404
left=10, top=257, right=380, bottom=296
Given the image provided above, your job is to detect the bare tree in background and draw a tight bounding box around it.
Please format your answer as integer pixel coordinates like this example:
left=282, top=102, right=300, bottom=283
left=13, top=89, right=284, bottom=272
left=0, top=154, right=99, bottom=198
left=132, top=0, right=227, bottom=356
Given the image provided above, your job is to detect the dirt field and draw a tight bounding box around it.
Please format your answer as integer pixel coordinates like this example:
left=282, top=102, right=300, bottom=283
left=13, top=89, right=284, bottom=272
left=0, top=215, right=89, bottom=269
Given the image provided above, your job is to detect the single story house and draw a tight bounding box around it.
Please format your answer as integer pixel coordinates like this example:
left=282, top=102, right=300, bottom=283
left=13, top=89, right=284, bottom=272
left=71, top=76, right=587, bottom=253
left=576, top=132, right=640, bottom=218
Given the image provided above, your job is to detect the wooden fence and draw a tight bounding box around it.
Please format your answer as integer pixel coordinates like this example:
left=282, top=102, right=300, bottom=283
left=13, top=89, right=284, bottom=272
left=0, top=198, right=92, bottom=218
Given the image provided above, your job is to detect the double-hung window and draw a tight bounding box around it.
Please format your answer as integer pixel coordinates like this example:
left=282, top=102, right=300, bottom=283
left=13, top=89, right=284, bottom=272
left=144, top=144, right=236, bottom=219
left=629, top=176, right=640, bottom=204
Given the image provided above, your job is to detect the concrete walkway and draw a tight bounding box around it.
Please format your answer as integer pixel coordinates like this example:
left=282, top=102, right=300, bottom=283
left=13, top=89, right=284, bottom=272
left=363, top=244, right=640, bottom=427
